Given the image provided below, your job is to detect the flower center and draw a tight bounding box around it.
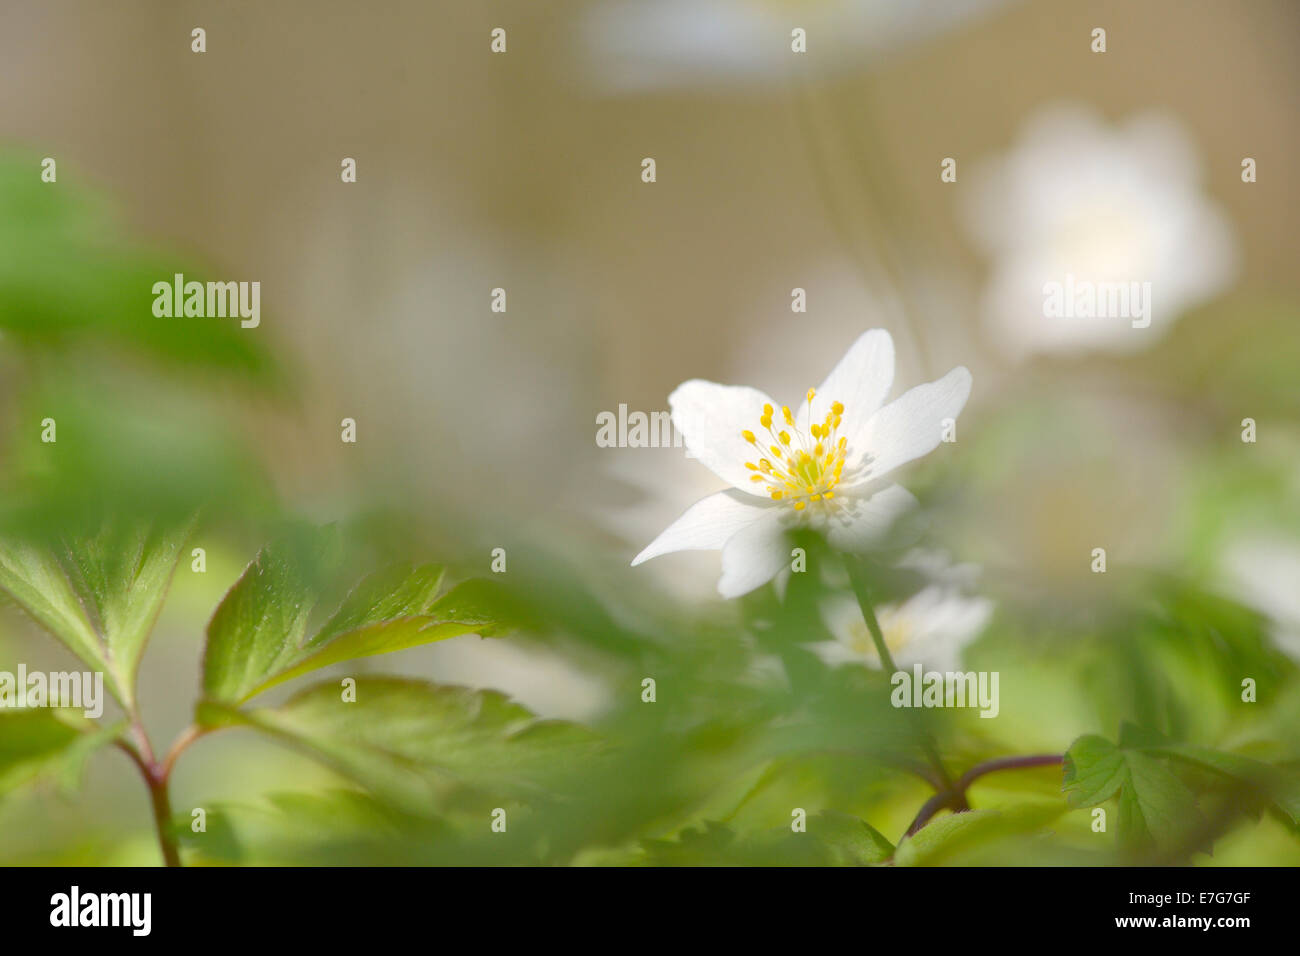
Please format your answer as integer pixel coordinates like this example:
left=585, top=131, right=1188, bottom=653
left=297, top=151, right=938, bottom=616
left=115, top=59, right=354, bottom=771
left=741, top=388, right=848, bottom=511
left=847, top=604, right=913, bottom=661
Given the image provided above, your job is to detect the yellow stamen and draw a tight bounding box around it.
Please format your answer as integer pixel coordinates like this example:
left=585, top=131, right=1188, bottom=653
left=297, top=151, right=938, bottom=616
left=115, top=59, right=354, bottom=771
left=739, top=391, right=850, bottom=511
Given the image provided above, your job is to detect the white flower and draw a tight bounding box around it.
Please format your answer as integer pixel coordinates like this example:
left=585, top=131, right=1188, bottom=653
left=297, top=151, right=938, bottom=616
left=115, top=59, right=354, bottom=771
left=631, top=329, right=971, bottom=597
left=813, top=586, right=993, bottom=672
left=963, top=104, right=1237, bottom=358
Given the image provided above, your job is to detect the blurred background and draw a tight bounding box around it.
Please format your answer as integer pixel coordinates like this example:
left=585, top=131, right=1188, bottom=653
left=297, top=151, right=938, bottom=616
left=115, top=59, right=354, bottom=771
left=1, top=0, right=1298, bottom=864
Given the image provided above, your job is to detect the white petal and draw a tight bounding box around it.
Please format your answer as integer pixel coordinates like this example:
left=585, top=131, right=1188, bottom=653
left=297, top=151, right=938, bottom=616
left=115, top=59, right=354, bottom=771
left=797, top=329, right=895, bottom=448
left=808, top=639, right=866, bottom=668
left=850, top=366, right=971, bottom=485
left=890, top=588, right=995, bottom=672
left=718, top=508, right=791, bottom=597
left=631, top=489, right=772, bottom=566
left=822, top=483, right=919, bottom=553
left=818, top=593, right=871, bottom=646
left=669, top=380, right=781, bottom=496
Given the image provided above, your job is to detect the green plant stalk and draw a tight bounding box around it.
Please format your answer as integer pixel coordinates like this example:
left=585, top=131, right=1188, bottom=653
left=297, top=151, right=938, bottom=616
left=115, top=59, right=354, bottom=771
left=145, top=767, right=181, bottom=868
left=844, top=555, right=954, bottom=790
left=115, top=719, right=210, bottom=867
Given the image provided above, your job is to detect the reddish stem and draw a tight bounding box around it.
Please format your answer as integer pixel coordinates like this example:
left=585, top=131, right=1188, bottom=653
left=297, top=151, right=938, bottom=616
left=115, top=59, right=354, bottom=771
left=904, top=753, right=1063, bottom=838
left=114, top=722, right=209, bottom=867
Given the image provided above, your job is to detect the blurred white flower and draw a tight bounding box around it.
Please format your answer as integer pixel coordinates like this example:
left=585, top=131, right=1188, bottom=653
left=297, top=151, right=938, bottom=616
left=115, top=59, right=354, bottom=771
left=1220, top=536, right=1300, bottom=662
left=600, top=451, right=732, bottom=603
left=579, top=0, right=1009, bottom=93
left=631, top=329, right=970, bottom=597
left=963, top=105, right=1238, bottom=359
left=813, top=584, right=993, bottom=672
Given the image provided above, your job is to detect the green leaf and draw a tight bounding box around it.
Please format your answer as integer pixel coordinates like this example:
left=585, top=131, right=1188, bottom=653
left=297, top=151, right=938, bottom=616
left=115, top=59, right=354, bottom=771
left=200, top=538, right=338, bottom=703
left=812, top=810, right=894, bottom=865
left=1149, top=743, right=1300, bottom=826
left=1063, top=734, right=1202, bottom=852
left=403, top=578, right=524, bottom=638
left=179, top=790, right=456, bottom=866
left=196, top=678, right=601, bottom=813
left=893, top=800, right=1067, bottom=866
left=0, top=542, right=108, bottom=684
left=0, top=155, right=280, bottom=385
left=202, top=547, right=509, bottom=703
left=58, top=521, right=189, bottom=707
left=0, top=710, right=117, bottom=799
left=640, top=822, right=739, bottom=865
left=0, top=522, right=188, bottom=706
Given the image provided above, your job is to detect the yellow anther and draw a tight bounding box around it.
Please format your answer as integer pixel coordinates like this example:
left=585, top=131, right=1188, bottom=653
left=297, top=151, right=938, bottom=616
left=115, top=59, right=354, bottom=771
left=743, top=397, right=850, bottom=512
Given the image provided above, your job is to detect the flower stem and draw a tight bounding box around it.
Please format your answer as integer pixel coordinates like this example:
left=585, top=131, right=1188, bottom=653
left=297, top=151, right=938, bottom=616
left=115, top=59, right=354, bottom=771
left=844, top=555, right=954, bottom=789
left=844, top=559, right=899, bottom=674
left=145, top=767, right=181, bottom=868
left=114, top=719, right=210, bottom=867
left=903, top=753, right=1063, bottom=837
